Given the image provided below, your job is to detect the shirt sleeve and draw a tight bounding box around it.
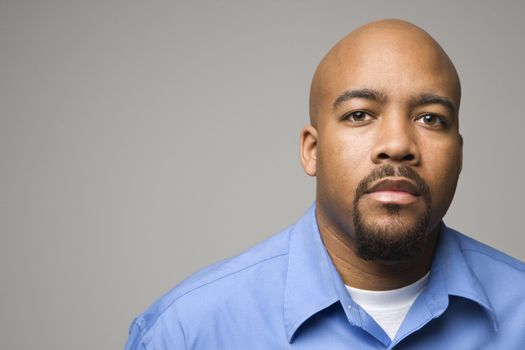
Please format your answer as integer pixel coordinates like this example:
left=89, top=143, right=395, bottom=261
left=124, top=318, right=147, bottom=350
left=124, top=315, right=188, bottom=350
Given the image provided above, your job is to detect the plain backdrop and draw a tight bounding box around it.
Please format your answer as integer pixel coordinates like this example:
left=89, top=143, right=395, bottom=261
left=1, top=1, right=524, bottom=349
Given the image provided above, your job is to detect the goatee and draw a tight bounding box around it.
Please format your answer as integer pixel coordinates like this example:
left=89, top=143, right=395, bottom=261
left=352, top=165, right=432, bottom=262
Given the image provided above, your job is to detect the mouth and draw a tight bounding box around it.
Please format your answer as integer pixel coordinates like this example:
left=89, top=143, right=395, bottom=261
left=365, top=178, right=421, bottom=205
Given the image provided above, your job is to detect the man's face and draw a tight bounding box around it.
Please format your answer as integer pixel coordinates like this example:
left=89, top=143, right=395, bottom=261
left=306, top=31, right=463, bottom=261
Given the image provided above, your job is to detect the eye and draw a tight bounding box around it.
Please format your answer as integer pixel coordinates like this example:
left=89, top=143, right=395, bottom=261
left=415, top=113, right=446, bottom=128
left=342, top=110, right=372, bottom=123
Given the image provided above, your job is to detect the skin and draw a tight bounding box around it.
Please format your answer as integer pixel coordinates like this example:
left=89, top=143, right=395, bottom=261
left=300, top=19, right=463, bottom=290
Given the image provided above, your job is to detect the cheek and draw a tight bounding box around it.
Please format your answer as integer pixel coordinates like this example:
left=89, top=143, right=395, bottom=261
left=424, top=141, right=462, bottom=212
left=315, top=132, right=372, bottom=234
left=317, top=133, right=370, bottom=187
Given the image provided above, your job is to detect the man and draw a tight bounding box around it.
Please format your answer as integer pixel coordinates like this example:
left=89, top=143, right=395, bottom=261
left=125, top=19, right=525, bottom=349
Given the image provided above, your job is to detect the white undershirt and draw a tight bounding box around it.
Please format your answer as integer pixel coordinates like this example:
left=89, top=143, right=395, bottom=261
left=345, top=272, right=430, bottom=340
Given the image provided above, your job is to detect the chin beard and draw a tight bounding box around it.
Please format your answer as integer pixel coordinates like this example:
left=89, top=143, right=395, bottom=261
left=353, top=204, right=431, bottom=262
left=352, top=165, right=433, bottom=262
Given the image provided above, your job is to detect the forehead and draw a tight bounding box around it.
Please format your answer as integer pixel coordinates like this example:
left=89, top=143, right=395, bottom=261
left=344, top=48, right=452, bottom=94
left=316, top=32, right=460, bottom=114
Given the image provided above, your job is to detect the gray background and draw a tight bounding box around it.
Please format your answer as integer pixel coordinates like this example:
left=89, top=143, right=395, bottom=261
left=1, top=0, right=524, bottom=349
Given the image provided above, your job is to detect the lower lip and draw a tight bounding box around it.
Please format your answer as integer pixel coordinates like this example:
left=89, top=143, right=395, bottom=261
left=366, top=191, right=419, bottom=205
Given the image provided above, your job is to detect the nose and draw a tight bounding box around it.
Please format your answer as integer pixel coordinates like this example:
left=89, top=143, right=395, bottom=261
left=371, top=115, right=420, bottom=165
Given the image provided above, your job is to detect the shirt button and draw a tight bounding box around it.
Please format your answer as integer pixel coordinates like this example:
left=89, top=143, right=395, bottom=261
left=348, top=305, right=352, bottom=309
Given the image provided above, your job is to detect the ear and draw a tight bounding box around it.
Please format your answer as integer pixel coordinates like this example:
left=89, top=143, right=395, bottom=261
left=300, top=124, right=318, bottom=177
left=458, top=133, right=463, bottom=174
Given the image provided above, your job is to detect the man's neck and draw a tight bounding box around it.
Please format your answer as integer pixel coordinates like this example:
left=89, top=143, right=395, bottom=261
left=316, top=212, right=439, bottom=291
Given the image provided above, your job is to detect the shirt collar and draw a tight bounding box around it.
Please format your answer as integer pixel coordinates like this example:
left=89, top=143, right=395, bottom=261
left=283, top=205, right=498, bottom=342
left=283, top=204, right=341, bottom=342
left=429, top=224, right=499, bottom=330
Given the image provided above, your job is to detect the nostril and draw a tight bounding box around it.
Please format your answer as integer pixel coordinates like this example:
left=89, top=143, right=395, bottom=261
left=376, top=153, right=415, bottom=161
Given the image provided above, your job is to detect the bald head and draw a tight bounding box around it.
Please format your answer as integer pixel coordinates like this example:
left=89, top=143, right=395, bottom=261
left=309, top=19, right=461, bottom=126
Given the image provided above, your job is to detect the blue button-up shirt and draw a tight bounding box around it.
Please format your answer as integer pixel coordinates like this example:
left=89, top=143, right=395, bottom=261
left=125, top=205, right=525, bottom=349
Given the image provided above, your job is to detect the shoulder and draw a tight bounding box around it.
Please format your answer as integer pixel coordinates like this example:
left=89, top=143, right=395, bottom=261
left=445, top=228, right=525, bottom=335
left=446, top=228, right=525, bottom=311
left=125, top=225, right=294, bottom=349
left=450, top=228, right=525, bottom=274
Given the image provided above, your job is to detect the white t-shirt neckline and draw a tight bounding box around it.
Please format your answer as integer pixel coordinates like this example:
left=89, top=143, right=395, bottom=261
left=345, top=272, right=430, bottom=340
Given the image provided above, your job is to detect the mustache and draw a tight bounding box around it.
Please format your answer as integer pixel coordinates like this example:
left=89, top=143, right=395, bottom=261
left=354, top=165, right=431, bottom=204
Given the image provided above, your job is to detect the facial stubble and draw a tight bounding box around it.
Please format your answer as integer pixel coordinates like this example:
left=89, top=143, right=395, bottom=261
left=352, top=165, right=432, bottom=262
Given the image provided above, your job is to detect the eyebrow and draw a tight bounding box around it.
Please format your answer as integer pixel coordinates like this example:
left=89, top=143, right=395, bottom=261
left=332, top=89, right=457, bottom=115
left=410, top=93, right=457, bottom=115
left=332, top=89, right=387, bottom=110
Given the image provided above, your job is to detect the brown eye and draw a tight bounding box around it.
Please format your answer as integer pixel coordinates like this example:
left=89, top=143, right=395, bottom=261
left=343, top=111, right=371, bottom=122
left=416, top=113, right=445, bottom=127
